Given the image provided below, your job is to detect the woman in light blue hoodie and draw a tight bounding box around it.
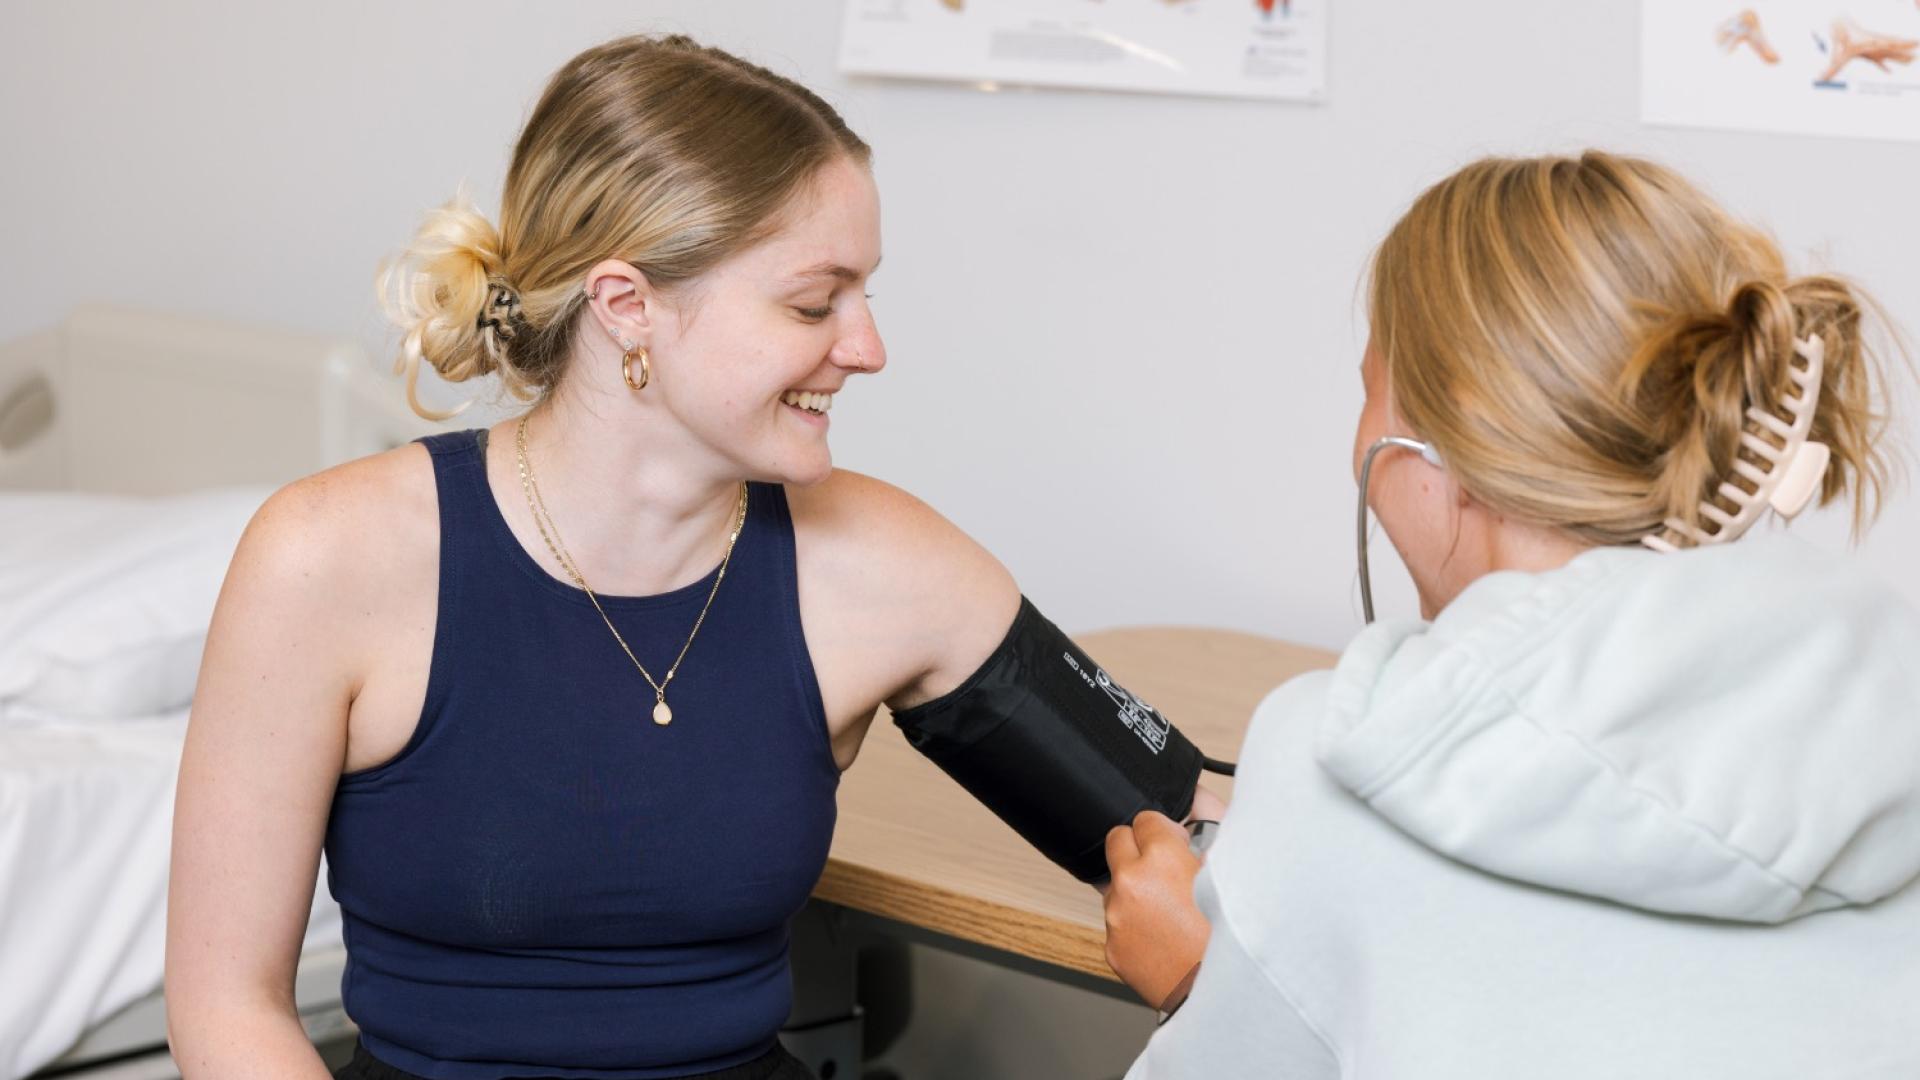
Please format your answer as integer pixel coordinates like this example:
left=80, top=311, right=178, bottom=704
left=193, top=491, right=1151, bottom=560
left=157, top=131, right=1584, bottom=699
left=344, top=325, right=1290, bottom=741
left=1106, top=151, right=1920, bottom=1078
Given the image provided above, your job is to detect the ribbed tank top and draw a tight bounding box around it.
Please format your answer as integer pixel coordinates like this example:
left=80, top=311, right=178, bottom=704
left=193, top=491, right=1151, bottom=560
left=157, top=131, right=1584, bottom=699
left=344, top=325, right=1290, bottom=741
left=324, top=429, right=840, bottom=1079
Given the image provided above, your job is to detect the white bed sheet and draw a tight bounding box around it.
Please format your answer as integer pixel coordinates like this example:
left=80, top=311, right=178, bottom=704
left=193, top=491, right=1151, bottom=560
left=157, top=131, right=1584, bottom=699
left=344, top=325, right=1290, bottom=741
left=0, top=710, right=343, bottom=1080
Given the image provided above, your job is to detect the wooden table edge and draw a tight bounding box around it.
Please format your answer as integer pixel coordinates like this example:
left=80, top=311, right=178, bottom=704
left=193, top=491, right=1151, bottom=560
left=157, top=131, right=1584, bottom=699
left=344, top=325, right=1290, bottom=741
left=812, top=858, right=1115, bottom=982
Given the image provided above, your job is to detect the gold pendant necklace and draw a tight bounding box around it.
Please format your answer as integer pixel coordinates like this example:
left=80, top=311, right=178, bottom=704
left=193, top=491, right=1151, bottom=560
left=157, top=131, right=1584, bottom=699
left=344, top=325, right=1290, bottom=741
left=515, top=416, right=747, bottom=726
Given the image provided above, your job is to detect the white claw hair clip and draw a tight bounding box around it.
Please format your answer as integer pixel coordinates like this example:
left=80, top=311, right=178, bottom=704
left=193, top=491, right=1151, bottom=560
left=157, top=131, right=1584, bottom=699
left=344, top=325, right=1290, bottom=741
left=1643, top=336, right=1831, bottom=553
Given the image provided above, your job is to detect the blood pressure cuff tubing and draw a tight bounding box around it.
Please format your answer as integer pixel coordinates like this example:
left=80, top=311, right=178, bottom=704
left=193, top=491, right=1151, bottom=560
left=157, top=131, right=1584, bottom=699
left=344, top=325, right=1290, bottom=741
left=889, top=597, right=1204, bottom=884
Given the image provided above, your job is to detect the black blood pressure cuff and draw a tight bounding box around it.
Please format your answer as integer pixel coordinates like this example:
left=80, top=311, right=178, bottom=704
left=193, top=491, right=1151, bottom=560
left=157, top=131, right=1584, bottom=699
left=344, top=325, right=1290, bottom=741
left=890, top=597, right=1204, bottom=884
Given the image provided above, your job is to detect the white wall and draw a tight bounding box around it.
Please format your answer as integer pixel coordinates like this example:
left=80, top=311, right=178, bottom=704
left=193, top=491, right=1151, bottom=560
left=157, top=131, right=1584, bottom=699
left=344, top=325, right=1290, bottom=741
left=5, top=1, right=1917, bottom=649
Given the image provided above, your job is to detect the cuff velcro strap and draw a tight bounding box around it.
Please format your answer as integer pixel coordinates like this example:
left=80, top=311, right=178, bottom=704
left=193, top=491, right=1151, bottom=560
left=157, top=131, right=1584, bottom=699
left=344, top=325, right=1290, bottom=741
left=890, top=597, right=1204, bottom=883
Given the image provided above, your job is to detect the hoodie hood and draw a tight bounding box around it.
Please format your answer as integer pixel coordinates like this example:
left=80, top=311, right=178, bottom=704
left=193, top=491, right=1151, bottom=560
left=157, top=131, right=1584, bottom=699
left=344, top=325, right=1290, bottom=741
left=1317, top=534, right=1920, bottom=924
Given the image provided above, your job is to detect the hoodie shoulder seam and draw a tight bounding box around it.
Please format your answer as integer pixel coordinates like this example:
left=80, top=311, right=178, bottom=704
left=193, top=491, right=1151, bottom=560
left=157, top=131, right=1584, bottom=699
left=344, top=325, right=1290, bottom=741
left=1515, top=703, right=1841, bottom=904
left=1208, top=870, right=1349, bottom=1075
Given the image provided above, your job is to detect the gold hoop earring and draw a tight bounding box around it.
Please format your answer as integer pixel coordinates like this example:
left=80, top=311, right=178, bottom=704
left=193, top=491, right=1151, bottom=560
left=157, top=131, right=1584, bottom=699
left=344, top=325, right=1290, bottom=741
left=622, top=346, right=650, bottom=392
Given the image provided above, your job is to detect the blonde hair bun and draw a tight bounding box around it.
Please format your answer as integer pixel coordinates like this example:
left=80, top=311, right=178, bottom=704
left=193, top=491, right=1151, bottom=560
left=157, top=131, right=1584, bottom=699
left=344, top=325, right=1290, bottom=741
left=377, top=193, right=514, bottom=419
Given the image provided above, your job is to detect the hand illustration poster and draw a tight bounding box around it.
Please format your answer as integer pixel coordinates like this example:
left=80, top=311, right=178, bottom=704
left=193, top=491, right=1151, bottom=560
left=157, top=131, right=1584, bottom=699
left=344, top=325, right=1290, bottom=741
left=1644, top=2, right=1920, bottom=142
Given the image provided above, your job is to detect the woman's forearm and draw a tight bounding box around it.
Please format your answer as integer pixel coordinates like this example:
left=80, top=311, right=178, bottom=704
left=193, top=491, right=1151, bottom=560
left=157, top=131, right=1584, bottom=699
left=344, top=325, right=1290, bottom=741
left=168, top=1000, right=334, bottom=1080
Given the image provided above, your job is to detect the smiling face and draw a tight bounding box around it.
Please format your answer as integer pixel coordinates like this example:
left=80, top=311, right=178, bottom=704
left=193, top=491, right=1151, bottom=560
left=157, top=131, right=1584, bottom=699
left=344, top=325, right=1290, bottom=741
left=630, top=155, right=887, bottom=486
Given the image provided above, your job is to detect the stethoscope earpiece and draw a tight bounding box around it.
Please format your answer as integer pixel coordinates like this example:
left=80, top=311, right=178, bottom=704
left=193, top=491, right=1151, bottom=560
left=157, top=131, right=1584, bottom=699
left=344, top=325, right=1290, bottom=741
left=1357, top=435, right=1443, bottom=624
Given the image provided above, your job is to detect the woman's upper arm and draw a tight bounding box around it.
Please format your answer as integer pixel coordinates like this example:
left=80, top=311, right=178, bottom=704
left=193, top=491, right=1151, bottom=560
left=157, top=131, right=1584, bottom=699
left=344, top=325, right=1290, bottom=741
left=165, top=474, right=366, bottom=1014
left=790, top=470, right=1020, bottom=716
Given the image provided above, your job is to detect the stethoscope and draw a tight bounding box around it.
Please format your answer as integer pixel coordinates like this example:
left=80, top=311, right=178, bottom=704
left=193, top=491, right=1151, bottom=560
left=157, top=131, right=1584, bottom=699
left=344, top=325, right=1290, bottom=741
left=1356, top=435, right=1443, bottom=626
left=1189, top=434, right=1439, bottom=806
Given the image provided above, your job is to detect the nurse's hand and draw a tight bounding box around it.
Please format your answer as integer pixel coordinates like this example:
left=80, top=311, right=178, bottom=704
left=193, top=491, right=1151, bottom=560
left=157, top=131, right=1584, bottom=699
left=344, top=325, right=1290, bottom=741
left=1102, top=810, right=1209, bottom=1009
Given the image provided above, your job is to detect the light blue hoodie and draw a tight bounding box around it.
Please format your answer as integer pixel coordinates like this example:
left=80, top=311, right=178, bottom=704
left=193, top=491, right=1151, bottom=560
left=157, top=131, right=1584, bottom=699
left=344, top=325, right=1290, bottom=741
left=1128, top=535, right=1920, bottom=1078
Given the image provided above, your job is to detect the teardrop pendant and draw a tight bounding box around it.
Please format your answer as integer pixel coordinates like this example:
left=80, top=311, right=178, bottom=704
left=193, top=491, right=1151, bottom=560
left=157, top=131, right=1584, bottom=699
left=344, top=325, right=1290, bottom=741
left=652, top=699, right=673, bottom=726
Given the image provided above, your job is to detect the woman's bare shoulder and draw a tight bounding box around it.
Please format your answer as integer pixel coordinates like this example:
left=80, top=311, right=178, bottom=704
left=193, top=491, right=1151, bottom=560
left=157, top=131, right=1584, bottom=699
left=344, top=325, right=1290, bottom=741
left=228, top=442, right=440, bottom=622
left=786, top=468, right=1008, bottom=588
left=787, top=469, right=1019, bottom=707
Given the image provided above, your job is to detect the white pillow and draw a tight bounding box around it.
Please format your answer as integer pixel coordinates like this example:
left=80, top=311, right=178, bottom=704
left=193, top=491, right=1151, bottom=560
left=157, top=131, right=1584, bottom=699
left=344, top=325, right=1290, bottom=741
left=0, top=487, right=269, bottom=723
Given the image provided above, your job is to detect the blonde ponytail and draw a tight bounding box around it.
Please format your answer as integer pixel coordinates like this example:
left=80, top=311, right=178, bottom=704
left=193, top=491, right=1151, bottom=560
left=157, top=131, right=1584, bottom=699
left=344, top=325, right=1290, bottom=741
left=1369, top=151, right=1901, bottom=547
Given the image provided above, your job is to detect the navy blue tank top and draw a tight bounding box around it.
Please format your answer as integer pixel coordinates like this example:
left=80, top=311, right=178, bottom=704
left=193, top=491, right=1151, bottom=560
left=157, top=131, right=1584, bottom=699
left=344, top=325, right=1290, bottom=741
left=324, top=430, right=840, bottom=1079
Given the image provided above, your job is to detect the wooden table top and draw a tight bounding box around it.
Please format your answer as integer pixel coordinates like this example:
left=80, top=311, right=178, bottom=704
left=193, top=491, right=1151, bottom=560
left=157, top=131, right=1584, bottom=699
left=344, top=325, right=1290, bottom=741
left=815, top=626, right=1337, bottom=983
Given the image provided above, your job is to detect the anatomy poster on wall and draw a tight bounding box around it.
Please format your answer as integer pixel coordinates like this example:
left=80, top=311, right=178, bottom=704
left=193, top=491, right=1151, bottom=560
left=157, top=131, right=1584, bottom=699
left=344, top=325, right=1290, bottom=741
left=1643, top=2, right=1920, bottom=142
left=839, top=0, right=1325, bottom=103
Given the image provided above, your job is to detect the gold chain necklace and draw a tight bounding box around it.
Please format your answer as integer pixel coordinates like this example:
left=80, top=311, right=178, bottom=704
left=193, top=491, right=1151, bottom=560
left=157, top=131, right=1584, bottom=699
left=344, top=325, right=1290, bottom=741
left=515, top=416, right=747, bottom=726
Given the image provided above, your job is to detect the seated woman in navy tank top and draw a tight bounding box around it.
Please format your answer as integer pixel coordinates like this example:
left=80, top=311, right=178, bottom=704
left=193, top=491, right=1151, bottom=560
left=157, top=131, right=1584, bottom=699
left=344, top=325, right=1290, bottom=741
left=163, top=33, right=1150, bottom=1080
